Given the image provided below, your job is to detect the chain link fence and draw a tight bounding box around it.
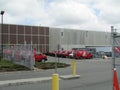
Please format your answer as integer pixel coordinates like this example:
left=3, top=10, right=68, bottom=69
left=3, top=44, right=35, bottom=70
left=111, top=26, right=120, bottom=87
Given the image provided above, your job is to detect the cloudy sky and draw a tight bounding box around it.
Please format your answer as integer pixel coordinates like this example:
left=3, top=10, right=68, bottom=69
left=0, top=0, right=120, bottom=32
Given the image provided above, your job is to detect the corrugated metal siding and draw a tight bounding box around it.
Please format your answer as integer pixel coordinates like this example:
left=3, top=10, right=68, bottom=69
left=49, top=28, right=111, bottom=51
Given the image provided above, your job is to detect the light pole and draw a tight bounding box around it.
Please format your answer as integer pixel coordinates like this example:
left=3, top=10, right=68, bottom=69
left=1, top=11, right=5, bottom=58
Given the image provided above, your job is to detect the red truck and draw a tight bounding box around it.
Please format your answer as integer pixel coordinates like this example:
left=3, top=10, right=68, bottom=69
left=34, top=50, right=47, bottom=62
left=74, top=50, right=93, bottom=59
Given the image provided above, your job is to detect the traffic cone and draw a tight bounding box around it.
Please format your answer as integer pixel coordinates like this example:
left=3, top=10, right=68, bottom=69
left=114, top=68, right=120, bottom=90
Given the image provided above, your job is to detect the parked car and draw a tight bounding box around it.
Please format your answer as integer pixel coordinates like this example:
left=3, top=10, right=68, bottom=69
left=34, top=50, right=47, bottom=62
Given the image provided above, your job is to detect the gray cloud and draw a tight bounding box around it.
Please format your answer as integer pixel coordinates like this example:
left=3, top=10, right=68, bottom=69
left=0, top=0, right=120, bottom=31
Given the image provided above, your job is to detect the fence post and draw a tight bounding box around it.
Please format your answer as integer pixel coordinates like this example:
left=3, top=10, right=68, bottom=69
left=30, top=43, right=35, bottom=70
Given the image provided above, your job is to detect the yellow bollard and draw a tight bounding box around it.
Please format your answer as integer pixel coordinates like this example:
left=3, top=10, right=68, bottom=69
left=72, top=59, right=76, bottom=76
left=52, top=74, right=59, bottom=90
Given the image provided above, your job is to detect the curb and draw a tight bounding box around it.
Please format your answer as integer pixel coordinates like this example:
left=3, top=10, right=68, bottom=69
left=0, top=75, right=80, bottom=87
left=60, top=75, right=80, bottom=80
left=0, top=77, right=52, bottom=87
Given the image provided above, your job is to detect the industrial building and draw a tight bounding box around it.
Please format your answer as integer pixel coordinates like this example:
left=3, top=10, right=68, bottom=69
left=49, top=27, right=111, bottom=51
left=0, top=24, right=49, bottom=53
left=0, top=24, right=111, bottom=53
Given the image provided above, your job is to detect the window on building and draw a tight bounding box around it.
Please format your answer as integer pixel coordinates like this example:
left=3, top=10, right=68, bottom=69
left=61, top=32, right=64, bottom=37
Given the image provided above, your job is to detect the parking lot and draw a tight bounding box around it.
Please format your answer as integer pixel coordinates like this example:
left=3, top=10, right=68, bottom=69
left=0, top=56, right=120, bottom=90
left=47, top=55, right=111, bottom=64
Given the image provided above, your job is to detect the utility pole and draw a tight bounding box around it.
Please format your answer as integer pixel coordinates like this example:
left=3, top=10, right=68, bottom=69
left=111, top=26, right=115, bottom=69
left=0, top=11, right=5, bottom=58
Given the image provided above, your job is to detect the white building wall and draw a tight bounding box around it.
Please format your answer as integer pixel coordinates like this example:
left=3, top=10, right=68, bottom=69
left=49, top=28, right=111, bottom=51
left=85, top=31, right=111, bottom=46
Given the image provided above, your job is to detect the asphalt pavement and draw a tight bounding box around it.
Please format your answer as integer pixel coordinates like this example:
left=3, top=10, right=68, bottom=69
left=0, top=56, right=118, bottom=90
